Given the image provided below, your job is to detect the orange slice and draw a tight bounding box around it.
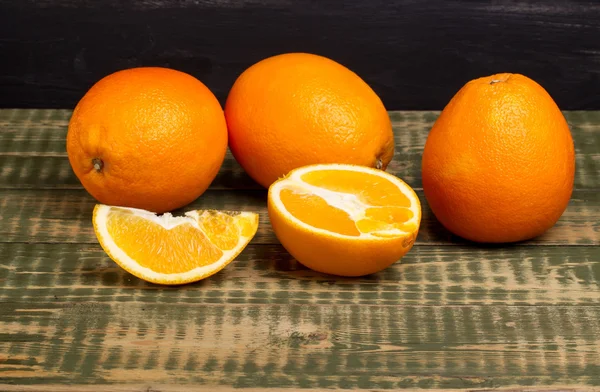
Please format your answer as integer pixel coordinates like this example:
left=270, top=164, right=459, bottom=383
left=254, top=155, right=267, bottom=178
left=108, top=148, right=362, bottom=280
left=93, top=204, right=259, bottom=285
left=268, top=164, right=421, bottom=276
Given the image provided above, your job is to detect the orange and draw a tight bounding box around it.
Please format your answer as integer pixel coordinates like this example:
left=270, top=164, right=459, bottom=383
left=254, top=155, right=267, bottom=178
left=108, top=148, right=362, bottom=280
left=268, top=164, right=421, bottom=277
left=93, top=204, right=259, bottom=285
left=224, top=52, right=394, bottom=188
left=66, top=67, right=228, bottom=213
left=421, top=73, right=575, bottom=243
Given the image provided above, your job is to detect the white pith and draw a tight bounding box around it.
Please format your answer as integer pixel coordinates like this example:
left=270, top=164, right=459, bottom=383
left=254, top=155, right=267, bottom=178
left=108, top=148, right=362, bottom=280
left=94, top=205, right=257, bottom=283
left=270, top=164, right=420, bottom=240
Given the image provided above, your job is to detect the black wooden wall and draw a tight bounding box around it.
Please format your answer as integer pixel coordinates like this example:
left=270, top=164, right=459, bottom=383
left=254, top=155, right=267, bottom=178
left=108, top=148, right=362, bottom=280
left=1, top=0, right=599, bottom=110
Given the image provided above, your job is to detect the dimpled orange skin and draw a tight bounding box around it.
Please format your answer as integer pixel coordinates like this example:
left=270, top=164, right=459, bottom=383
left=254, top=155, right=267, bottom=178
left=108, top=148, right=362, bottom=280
left=421, top=73, right=575, bottom=243
left=66, top=67, right=228, bottom=214
left=224, top=52, right=394, bottom=188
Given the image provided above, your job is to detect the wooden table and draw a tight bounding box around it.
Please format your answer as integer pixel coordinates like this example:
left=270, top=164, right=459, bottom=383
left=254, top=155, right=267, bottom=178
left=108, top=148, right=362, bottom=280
left=1, top=109, right=599, bottom=391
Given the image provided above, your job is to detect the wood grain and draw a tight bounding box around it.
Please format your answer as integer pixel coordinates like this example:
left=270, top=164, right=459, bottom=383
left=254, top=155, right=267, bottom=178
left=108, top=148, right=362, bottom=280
left=0, top=388, right=597, bottom=392
left=0, top=109, right=599, bottom=390
left=0, top=244, right=598, bottom=307
left=1, top=1, right=600, bottom=110
left=2, top=300, right=600, bottom=388
left=0, top=188, right=597, bottom=246
left=0, top=109, right=598, bottom=191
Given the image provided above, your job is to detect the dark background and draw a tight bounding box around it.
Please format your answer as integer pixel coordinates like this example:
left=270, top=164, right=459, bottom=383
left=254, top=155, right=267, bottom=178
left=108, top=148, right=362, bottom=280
left=1, top=0, right=599, bottom=110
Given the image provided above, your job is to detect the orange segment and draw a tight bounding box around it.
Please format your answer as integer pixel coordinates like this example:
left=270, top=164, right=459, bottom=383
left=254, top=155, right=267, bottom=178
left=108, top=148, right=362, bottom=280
left=300, top=169, right=411, bottom=207
left=364, top=206, right=414, bottom=223
left=239, top=215, right=260, bottom=237
left=197, top=211, right=241, bottom=251
left=279, top=189, right=360, bottom=236
left=356, top=207, right=416, bottom=234
left=106, top=209, right=222, bottom=274
left=93, top=205, right=259, bottom=285
left=268, top=163, right=421, bottom=277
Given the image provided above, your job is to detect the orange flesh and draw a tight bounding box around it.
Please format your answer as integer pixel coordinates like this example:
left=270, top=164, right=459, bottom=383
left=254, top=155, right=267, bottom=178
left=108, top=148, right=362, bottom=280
left=357, top=207, right=416, bottom=234
left=301, top=170, right=411, bottom=207
left=280, top=189, right=361, bottom=236
left=198, top=212, right=239, bottom=250
left=199, top=212, right=258, bottom=249
left=280, top=170, right=415, bottom=236
left=106, top=210, right=223, bottom=274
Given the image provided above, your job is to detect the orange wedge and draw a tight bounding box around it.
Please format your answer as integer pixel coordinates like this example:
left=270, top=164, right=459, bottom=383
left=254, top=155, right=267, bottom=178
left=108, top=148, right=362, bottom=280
left=93, top=204, right=259, bottom=285
left=268, top=164, right=421, bottom=276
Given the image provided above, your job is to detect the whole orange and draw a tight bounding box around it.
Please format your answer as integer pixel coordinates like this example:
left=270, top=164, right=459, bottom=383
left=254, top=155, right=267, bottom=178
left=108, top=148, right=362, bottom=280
left=224, top=52, right=394, bottom=188
left=421, top=73, right=575, bottom=243
left=66, top=67, right=227, bottom=213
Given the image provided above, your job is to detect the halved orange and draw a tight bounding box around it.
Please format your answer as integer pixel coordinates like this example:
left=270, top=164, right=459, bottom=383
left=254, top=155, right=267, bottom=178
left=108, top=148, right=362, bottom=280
left=268, top=164, right=421, bottom=276
left=93, top=204, right=259, bottom=285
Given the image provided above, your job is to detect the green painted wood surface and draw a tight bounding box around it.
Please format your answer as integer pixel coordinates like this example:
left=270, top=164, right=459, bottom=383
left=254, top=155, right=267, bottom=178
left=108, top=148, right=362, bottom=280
left=1, top=110, right=599, bottom=191
left=0, top=109, right=599, bottom=391
left=0, top=189, right=598, bottom=246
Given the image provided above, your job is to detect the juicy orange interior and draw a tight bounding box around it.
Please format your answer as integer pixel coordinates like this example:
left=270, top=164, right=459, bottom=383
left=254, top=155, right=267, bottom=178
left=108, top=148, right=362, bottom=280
left=280, top=189, right=361, bottom=236
left=279, top=169, right=416, bottom=236
left=357, top=207, right=416, bottom=234
left=198, top=211, right=257, bottom=249
left=301, top=170, right=411, bottom=207
left=198, top=212, right=239, bottom=250
left=106, top=210, right=227, bottom=274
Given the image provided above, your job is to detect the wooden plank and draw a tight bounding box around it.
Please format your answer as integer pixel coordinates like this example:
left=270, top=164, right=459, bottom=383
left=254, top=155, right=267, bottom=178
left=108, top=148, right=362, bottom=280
left=0, top=151, right=260, bottom=190
left=0, top=387, right=597, bottom=392
left=1, top=1, right=600, bottom=110
left=0, top=108, right=598, bottom=391
left=1, top=300, right=600, bottom=388
left=0, top=243, right=599, bottom=307
left=0, top=109, right=598, bottom=190
left=0, top=109, right=259, bottom=190
left=0, top=188, right=597, bottom=246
